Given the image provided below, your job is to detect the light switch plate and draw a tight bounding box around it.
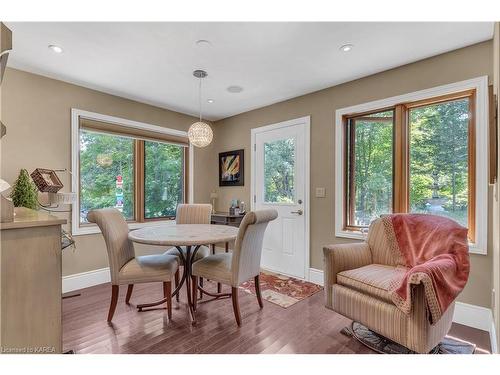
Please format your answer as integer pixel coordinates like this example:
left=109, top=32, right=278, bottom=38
left=315, top=187, right=326, bottom=198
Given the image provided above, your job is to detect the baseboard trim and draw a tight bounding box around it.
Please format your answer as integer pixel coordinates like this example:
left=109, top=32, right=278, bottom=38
left=307, top=267, right=497, bottom=353
left=62, top=267, right=110, bottom=293
left=308, top=268, right=324, bottom=285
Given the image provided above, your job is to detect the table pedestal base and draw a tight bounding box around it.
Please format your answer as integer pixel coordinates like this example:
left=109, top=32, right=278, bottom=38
left=137, top=245, right=201, bottom=325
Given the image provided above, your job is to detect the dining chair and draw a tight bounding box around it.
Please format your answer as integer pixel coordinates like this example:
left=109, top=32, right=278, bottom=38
left=165, top=203, right=212, bottom=300
left=88, top=208, right=179, bottom=322
left=191, top=209, right=278, bottom=326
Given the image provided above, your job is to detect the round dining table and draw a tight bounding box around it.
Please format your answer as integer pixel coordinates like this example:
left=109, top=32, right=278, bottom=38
left=128, top=223, right=239, bottom=324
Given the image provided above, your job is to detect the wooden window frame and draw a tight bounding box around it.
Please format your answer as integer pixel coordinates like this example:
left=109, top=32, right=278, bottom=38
left=71, top=108, right=192, bottom=236
left=343, top=109, right=395, bottom=232
left=343, top=90, right=477, bottom=242
left=79, top=132, right=188, bottom=226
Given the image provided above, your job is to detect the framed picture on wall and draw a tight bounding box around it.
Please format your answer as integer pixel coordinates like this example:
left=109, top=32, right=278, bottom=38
left=219, top=149, right=244, bottom=186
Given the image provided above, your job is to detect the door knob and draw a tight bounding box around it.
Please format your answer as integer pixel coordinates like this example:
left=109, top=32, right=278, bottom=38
left=291, top=209, right=303, bottom=215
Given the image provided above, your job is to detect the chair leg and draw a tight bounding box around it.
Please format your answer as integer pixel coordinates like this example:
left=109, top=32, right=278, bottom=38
left=191, top=276, right=198, bottom=311
left=231, top=287, right=241, bottom=326
left=163, top=281, right=172, bottom=320
left=199, top=277, right=204, bottom=299
left=107, top=285, right=119, bottom=322
left=217, top=282, right=222, bottom=293
left=125, top=284, right=134, bottom=304
left=175, top=269, right=180, bottom=302
left=254, top=275, right=264, bottom=309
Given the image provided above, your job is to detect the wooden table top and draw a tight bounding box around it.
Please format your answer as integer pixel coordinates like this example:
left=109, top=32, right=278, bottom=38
left=128, top=224, right=239, bottom=246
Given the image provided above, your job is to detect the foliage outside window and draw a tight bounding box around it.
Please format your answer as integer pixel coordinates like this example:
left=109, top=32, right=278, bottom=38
left=346, top=111, right=394, bottom=226
left=144, top=141, right=184, bottom=218
left=344, top=90, right=475, bottom=240
left=409, top=98, right=470, bottom=228
left=79, top=128, right=186, bottom=225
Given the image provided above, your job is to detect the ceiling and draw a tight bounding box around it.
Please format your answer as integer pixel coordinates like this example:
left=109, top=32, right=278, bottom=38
left=5, top=22, right=494, bottom=121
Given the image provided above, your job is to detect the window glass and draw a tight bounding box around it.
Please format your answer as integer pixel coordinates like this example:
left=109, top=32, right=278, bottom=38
left=144, top=141, right=184, bottom=218
left=409, top=98, right=470, bottom=227
left=79, top=130, right=134, bottom=223
left=346, top=110, right=394, bottom=227
left=264, top=138, right=295, bottom=203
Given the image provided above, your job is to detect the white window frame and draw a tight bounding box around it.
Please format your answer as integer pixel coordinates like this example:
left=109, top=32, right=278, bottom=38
left=71, top=108, right=194, bottom=236
left=334, top=76, right=489, bottom=255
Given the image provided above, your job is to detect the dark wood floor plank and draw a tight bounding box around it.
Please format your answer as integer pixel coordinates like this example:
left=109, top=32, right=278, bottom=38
left=63, top=281, right=492, bottom=354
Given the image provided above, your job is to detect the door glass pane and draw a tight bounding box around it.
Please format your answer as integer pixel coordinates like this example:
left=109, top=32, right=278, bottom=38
left=264, top=138, right=295, bottom=203
left=346, top=110, right=394, bottom=227
left=409, top=98, right=470, bottom=227
left=79, top=130, right=134, bottom=223
left=144, top=141, right=184, bottom=219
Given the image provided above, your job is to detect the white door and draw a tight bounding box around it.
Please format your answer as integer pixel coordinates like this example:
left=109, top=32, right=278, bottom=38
left=252, top=116, right=310, bottom=279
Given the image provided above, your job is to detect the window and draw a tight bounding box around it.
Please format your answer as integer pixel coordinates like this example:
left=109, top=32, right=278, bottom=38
left=408, top=97, right=472, bottom=230
left=72, top=109, right=191, bottom=235
left=264, top=138, right=295, bottom=203
left=345, top=110, right=394, bottom=228
left=335, top=77, right=488, bottom=254
left=144, top=141, right=184, bottom=219
left=80, top=130, right=135, bottom=222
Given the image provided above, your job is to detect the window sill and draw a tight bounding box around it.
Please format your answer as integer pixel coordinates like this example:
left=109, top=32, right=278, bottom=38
left=335, top=230, right=487, bottom=255
left=335, top=229, right=367, bottom=241
left=73, top=219, right=176, bottom=236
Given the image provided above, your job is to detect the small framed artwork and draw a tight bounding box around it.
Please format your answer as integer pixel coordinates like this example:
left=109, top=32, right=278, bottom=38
left=219, top=149, right=244, bottom=186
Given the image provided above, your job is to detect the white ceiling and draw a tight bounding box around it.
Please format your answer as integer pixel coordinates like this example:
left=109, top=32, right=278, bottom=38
left=5, top=22, right=494, bottom=121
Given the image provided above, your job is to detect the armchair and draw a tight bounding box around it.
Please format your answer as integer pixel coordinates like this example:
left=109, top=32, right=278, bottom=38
left=324, top=218, right=458, bottom=353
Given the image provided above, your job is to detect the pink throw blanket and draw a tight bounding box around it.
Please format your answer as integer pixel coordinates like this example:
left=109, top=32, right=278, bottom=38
left=382, top=214, right=470, bottom=324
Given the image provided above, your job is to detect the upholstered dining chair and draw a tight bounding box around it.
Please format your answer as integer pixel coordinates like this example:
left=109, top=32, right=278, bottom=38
left=165, top=203, right=213, bottom=300
left=88, top=208, right=179, bottom=322
left=191, top=209, right=278, bottom=326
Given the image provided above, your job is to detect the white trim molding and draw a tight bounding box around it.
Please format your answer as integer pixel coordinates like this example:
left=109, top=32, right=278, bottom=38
left=251, top=116, right=311, bottom=280
left=334, top=76, right=489, bottom=255
left=308, top=267, right=497, bottom=353
left=62, top=267, right=110, bottom=294
left=454, top=302, right=497, bottom=353
left=308, top=268, right=324, bottom=285
left=70, top=108, right=193, bottom=236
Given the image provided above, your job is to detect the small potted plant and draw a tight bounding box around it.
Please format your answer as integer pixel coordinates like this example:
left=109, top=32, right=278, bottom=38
left=10, top=168, right=38, bottom=210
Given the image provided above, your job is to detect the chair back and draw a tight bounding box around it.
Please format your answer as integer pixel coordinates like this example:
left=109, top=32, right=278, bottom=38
left=176, top=203, right=212, bottom=224
left=367, top=218, right=404, bottom=266
left=87, top=208, right=135, bottom=284
left=231, top=209, right=278, bottom=285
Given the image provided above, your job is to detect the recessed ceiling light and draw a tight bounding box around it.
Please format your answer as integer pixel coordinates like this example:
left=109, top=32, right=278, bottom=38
left=339, top=44, right=353, bottom=52
left=227, top=85, right=243, bottom=93
left=48, top=44, right=63, bottom=54
left=207, top=99, right=214, bottom=103
left=196, top=39, right=212, bottom=47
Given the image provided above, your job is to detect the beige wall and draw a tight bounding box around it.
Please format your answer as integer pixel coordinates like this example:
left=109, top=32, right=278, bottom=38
left=0, top=68, right=210, bottom=276
left=203, top=41, right=494, bottom=308
left=0, top=41, right=495, bottom=309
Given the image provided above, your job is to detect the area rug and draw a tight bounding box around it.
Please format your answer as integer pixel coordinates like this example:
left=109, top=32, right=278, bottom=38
left=341, top=322, right=476, bottom=354
left=239, top=270, right=323, bottom=308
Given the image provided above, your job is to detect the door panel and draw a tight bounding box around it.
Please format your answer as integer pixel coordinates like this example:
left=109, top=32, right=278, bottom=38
left=253, top=118, right=308, bottom=279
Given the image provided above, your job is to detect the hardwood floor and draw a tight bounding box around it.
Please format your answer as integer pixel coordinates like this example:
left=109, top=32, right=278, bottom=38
left=63, top=281, right=491, bottom=354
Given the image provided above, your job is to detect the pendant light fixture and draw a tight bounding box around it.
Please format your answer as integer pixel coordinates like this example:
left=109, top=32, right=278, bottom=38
left=188, top=69, right=213, bottom=147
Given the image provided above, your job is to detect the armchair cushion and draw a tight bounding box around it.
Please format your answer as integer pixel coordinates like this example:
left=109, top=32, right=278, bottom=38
left=367, top=219, right=405, bottom=266
left=337, top=264, right=406, bottom=304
